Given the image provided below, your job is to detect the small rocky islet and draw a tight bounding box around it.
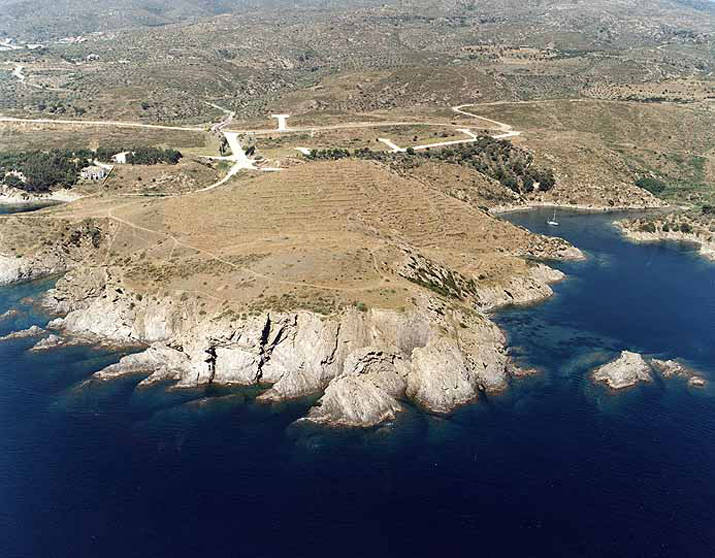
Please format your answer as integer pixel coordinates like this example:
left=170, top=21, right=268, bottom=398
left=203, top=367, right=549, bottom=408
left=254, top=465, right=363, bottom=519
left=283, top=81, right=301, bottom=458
left=592, top=350, right=706, bottom=390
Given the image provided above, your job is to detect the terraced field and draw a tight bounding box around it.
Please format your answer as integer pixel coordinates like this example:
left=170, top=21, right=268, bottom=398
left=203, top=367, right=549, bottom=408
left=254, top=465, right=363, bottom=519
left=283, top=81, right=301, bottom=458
left=18, top=158, right=554, bottom=314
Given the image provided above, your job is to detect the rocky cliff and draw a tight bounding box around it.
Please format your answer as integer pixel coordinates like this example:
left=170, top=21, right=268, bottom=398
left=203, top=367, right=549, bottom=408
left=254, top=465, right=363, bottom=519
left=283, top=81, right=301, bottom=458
left=44, top=276, right=517, bottom=427
left=22, top=247, right=577, bottom=427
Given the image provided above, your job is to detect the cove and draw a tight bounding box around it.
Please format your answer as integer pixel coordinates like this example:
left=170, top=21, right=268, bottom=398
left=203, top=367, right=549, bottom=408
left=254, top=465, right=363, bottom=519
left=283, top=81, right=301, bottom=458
left=1, top=208, right=714, bottom=558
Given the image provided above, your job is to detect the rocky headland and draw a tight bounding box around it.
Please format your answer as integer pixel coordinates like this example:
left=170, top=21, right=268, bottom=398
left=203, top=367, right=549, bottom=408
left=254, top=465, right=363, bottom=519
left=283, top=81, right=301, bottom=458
left=40, top=261, right=569, bottom=428
left=0, top=158, right=587, bottom=427
left=616, top=212, right=715, bottom=261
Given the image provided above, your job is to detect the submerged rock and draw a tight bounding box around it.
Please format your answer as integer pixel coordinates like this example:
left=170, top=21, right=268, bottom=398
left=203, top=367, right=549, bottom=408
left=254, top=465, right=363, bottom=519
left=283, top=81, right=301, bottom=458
left=688, top=376, right=706, bottom=388
left=592, top=351, right=652, bottom=389
left=0, top=308, right=20, bottom=321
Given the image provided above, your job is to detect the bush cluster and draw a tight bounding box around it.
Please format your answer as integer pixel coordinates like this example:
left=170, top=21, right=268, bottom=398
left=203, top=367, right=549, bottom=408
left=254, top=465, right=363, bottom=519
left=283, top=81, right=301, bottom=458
left=635, top=177, right=666, bottom=195
left=305, top=136, right=556, bottom=194
left=0, top=146, right=183, bottom=193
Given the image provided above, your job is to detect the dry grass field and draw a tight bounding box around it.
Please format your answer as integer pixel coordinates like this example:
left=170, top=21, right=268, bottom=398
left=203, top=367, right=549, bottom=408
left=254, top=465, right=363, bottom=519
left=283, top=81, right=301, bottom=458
left=0, top=121, right=214, bottom=152
left=4, top=158, right=568, bottom=318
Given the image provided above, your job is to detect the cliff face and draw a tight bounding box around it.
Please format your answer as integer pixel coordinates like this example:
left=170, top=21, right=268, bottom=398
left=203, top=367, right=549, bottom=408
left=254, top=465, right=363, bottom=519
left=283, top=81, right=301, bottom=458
left=45, top=278, right=515, bottom=427
left=0, top=253, right=63, bottom=286
left=26, top=257, right=575, bottom=427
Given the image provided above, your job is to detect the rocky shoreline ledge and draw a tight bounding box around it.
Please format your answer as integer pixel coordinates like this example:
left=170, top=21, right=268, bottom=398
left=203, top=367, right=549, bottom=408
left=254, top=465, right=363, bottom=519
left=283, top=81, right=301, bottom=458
left=39, top=263, right=570, bottom=428
left=616, top=214, right=715, bottom=261
left=0, top=185, right=80, bottom=205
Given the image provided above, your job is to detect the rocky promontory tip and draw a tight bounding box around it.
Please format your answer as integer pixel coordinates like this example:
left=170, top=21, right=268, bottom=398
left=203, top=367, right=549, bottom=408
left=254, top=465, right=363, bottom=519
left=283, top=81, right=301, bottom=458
left=0, top=325, right=45, bottom=342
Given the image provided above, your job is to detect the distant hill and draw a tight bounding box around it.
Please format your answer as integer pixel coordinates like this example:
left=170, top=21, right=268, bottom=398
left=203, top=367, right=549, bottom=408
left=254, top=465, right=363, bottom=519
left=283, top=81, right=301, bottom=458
left=0, top=0, right=387, bottom=40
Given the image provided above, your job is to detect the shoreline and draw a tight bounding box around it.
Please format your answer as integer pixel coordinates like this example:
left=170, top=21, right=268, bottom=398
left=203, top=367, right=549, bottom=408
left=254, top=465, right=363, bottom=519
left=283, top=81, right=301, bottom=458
left=614, top=221, right=715, bottom=261
left=489, top=200, right=668, bottom=215
left=0, top=188, right=82, bottom=206
left=0, top=228, right=575, bottom=428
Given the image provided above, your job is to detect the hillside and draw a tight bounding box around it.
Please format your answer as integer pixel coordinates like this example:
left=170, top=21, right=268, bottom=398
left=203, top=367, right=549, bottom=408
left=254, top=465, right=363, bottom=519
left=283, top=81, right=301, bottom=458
left=0, top=157, right=583, bottom=425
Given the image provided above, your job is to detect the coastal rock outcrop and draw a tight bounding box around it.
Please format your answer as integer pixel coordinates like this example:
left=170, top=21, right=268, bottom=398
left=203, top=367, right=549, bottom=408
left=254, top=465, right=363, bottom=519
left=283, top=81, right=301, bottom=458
left=93, top=344, right=191, bottom=385
left=30, top=333, right=98, bottom=352
left=0, top=254, right=59, bottom=286
left=592, top=351, right=652, bottom=389
left=0, top=325, right=44, bottom=341
left=82, top=294, right=517, bottom=426
left=305, top=348, right=409, bottom=427
left=592, top=353, right=708, bottom=390
left=476, top=263, right=565, bottom=310
left=0, top=308, right=20, bottom=321
left=650, top=358, right=707, bottom=388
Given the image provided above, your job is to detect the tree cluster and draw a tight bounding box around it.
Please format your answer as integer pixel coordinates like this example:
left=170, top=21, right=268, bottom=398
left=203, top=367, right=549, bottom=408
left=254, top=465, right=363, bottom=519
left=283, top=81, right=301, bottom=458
left=0, top=150, right=84, bottom=192
left=305, top=136, right=556, bottom=194
left=635, top=177, right=666, bottom=195
left=95, top=147, right=182, bottom=165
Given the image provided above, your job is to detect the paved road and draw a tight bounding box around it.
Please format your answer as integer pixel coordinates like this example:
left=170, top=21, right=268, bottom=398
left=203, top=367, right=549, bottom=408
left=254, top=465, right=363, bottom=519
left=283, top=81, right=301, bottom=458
left=378, top=107, right=522, bottom=152
left=451, top=104, right=516, bottom=134
left=378, top=138, right=406, bottom=152
left=206, top=102, right=235, bottom=134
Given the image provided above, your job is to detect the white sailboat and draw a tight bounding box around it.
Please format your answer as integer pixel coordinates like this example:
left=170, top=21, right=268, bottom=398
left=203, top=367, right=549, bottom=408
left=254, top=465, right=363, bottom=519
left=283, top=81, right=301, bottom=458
left=547, top=209, right=559, bottom=226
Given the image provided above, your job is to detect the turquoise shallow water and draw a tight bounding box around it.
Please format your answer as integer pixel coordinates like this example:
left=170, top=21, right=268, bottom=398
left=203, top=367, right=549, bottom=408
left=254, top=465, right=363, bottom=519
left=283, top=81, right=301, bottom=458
left=1, top=208, right=715, bottom=558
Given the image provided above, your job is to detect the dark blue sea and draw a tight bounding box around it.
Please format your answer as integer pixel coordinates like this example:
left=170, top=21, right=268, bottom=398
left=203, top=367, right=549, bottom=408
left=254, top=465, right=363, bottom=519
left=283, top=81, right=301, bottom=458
left=2, top=207, right=715, bottom=558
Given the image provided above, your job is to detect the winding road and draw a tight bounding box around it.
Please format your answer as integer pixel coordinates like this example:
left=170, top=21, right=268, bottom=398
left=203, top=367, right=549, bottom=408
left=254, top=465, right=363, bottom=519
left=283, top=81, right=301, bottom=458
left=1, top=101, right=524, bottom=193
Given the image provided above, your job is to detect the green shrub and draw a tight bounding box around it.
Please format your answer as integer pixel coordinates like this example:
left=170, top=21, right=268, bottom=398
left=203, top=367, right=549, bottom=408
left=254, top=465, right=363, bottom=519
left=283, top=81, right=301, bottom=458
left=635, top=177, right=666, bottom=195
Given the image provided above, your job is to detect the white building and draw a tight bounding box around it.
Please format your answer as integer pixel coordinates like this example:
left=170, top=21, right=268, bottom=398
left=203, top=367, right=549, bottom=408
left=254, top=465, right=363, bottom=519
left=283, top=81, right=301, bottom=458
left=81, top=166, right=107, bottom=181
left=112, top=151, right=131, bottom=164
